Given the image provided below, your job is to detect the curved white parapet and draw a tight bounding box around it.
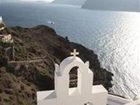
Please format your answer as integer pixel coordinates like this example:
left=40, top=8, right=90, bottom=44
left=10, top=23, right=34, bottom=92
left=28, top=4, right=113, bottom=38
left=107, top=94, right=132, bottom=105
left=82, top=0, right=140, bottom=12
left=108, top=94, right=140, bottom=105
left=125, top=100, right=140, bottom=105
left=125, top=95, right=140, bottom=105
left=134, top=95, right=140, bottom=101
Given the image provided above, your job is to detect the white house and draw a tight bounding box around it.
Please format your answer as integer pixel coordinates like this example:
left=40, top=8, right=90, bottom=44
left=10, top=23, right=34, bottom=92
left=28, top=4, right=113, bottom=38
left=0, top=16, right=6, bottom=31
left=0, top=17, right=13, bottom=43
left=0, top=34, right=13, bottom=43
left=0, top=16, right=2, bottom=23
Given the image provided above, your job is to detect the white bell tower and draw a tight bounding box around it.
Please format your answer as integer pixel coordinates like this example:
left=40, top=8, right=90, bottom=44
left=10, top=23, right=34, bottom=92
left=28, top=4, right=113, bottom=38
left=37, top=49, right=108, bottom=105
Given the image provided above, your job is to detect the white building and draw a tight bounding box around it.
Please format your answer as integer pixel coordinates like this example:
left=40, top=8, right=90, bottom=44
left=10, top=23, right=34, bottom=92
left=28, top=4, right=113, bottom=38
left=0, top=16, right=6, bottom=31
left=37, top=49, right=140, bottom=105
left=0, top=16, right=2, bottom=23
left=0, top=17, right=13, bottom=43
left=0, top=34, right=14, bottom=43
left=37, top=49, right=108, bottom=105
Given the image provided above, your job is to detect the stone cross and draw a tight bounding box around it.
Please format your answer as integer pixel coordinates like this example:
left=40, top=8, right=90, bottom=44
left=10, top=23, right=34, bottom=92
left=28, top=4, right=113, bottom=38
left=70, top=49, right=79, bottom=57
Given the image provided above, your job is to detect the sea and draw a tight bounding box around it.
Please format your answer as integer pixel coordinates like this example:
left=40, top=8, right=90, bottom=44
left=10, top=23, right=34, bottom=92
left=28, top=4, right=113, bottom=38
left=0, top=2, right=140, bottom=99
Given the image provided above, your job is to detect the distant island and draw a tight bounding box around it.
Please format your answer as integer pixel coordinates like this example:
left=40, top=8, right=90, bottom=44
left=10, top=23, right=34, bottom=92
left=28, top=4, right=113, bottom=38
left=82, top=0, right=140, bottom=12
left=0, top=24, right=113, bottom=105
left=52, top=0, right=86, bottom=5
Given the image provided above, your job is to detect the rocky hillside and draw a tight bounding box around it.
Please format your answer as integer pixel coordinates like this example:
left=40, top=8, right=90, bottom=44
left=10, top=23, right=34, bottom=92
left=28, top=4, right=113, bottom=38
left=0, top=25, right=113, bottom=105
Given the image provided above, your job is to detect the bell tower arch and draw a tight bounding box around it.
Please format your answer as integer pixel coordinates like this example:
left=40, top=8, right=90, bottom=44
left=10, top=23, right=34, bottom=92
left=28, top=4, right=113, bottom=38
left=55, top=49, right=93, bottom=98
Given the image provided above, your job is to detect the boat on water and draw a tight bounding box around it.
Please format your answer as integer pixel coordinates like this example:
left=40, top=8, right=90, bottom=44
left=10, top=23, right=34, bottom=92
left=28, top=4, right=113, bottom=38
left=47, top=20, right=55, bottom=25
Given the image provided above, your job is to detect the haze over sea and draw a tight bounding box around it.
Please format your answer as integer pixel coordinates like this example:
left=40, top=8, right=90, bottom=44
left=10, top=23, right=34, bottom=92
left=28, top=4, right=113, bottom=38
left=0, top=2, right=140, bottom=99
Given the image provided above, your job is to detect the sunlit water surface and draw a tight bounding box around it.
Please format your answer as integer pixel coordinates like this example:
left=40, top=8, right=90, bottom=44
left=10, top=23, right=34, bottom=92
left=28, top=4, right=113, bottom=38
left=0, top=2, right=140, bottom=99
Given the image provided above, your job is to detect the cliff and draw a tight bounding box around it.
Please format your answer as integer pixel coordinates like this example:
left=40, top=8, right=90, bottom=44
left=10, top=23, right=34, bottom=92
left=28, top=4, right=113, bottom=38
left=0, top=25, right=113, bottom=105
